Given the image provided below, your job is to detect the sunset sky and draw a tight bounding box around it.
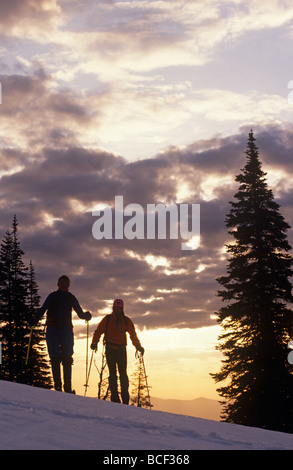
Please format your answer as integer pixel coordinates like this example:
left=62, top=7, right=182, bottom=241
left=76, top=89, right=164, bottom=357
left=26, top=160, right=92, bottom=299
left=1, top=0, right=293, bottom=401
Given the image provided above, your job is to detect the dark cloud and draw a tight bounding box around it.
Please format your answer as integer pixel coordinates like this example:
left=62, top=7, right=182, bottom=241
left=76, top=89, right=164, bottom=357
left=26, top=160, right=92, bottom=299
left=0, top=69, right=104, bottom=154
left=0, top=0, right=292, bottom=340
left=49, top=90, right=93, bottom=122
left=252, top=126, right=293, bottom=174
left=0, top=148, right=29, bottom=170
left=0, top=72, right=48, bottom=115
left=0, top=0, right=60, bottom=35
left=0, top=124, right=292, bottom=331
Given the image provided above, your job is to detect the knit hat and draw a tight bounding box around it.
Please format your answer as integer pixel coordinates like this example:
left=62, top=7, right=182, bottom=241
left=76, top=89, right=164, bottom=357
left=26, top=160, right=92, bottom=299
left=113, top=298, right=124, bottom=309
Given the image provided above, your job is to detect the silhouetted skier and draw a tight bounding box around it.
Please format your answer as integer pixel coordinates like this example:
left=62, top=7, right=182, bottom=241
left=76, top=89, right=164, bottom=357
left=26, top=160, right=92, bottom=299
left=91, top=298, right=144, bottom=404
left=30, top=275, right=91, bottom=392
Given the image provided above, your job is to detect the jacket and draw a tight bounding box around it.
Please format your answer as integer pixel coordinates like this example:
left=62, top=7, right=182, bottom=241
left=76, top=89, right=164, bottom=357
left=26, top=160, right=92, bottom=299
left=92, top=314, right=142, bottom=349
left=35, top=289, right=86, bottom=327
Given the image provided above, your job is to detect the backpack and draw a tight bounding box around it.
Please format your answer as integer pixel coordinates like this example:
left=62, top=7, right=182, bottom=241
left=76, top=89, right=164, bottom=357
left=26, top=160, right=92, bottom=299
left=103, top=313, right=128, bottom=347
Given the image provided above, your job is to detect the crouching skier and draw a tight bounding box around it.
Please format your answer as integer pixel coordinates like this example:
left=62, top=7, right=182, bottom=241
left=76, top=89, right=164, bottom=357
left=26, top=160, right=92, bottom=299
left=90, top=299, right=144, bottom=404
left=29, top=275, right=92, bottom=393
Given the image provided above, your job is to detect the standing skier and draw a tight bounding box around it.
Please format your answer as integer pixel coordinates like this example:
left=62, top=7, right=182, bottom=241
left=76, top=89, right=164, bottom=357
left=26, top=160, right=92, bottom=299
left=29, top=275, right=92, bottom=393
left=91, top=299, right=144, bottom=404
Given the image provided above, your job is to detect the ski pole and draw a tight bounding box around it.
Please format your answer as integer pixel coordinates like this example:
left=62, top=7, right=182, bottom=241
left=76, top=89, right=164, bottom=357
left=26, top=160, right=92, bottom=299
left=85, top=320, right=89, bottom=388
left=25, top=326, right=34, bottom=366
left=84, top=349, right=94, bottom=396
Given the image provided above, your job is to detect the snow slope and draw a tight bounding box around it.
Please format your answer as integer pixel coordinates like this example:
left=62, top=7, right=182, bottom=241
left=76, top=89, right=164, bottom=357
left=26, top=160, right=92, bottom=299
left=1, top=380, right=293, bottom=450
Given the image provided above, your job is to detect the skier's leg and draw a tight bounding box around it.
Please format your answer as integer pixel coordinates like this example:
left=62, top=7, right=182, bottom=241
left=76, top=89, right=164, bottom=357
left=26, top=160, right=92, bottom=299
left=106, top=347, right=120, bottom=403
left=46, top=326, right=62, bottom=390
left=117, top=348, right=129, bottom=405
left=61, top=326, right=75, bottom=393
left=51, top=357, right=62, bottom=391
left=63, top=357, right=74, bottom=393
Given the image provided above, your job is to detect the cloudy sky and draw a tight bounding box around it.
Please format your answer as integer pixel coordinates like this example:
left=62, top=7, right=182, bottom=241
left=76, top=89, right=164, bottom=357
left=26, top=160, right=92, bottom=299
left=1, top=0, right=293, bottom=399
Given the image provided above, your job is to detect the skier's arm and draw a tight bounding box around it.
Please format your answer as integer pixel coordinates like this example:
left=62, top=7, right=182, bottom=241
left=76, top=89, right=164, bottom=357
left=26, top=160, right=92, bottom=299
left=127, top=317, right=144, bottom=353
left=71, top=294, right=91, bottom=321
left=31, top=293, right=52, bottom=325
left=91, top=316, right=107, bottom=347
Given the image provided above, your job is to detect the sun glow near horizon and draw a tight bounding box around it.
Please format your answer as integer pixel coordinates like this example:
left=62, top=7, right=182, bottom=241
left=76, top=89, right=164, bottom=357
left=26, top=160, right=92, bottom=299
left=72, top=324, right=222, bottom=401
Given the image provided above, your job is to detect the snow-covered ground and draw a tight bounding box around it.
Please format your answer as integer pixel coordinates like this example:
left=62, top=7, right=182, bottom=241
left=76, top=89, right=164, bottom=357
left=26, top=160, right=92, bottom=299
left=1, top=380, right=293, bottom=451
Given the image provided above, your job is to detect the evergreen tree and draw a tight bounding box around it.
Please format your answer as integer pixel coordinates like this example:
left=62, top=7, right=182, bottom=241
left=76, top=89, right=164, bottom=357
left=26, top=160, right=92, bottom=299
left=0, top=216, right=28, bottom=382
left=0, top=216, right=51, bottom=387
left=211, top=131, right=293, bottom=432
left=0, top=229, right=14, bottom=380
left=25, top=261, right=52, bottom=388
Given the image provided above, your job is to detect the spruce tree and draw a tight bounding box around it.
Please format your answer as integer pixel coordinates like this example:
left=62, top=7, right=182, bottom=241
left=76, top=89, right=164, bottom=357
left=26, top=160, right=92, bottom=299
left=0, top=228, right=14, bottom=381
left=212, top=131, right=293, bottom=432
left=0, top=216, right=28, bottom=382
left=0, top=216, right=51, bottom=387
left=25, top=261, right=52, bottom=388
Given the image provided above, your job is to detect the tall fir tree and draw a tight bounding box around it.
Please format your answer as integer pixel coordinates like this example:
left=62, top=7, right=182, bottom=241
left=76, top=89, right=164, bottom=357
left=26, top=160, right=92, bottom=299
left=211, top=131, right=293, bottom=432
left=0, top=228, right=14, bottom=380
left=0, top=216, right=28, bottom=382
left=25, top=261, right=52, bottom=388
left=0, top=216, right=51, bottom=387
